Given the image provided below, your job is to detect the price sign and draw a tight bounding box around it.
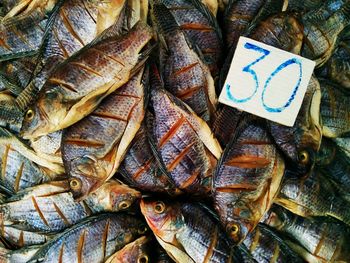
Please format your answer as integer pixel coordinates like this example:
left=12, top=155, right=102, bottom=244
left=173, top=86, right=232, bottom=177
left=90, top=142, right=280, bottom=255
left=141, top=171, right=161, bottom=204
left=219, top=37, right=315, bottom=127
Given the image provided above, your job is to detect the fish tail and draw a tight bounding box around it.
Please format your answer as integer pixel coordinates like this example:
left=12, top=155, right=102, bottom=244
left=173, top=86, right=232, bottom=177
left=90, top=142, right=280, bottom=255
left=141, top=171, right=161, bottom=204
left=15, top=82, right=39, bottom=112
left=151, top=2, right=180, bottom=35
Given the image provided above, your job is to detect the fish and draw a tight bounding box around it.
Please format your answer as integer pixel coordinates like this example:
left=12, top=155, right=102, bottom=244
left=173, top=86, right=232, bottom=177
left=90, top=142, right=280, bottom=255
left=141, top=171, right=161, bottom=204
left=154, top=243, right=175, bottom=263
left=15, top=0, right=129, bottom=112
left=0, top=245, right=40, bottom=263
left=243, top=224, right=304, bottom=263
left=0, top=180, right=141, bottom=247
left=213, top=119, right=285, bottom=244
left=285, top=0, right=323, bottom=12
left=333, top=136, right=350, bottom=159
left=140, top=199, right=235, bottom=263
left=153, top=0, right=223, bottom=81
left=0, top=127, right=64, bottom=193
left=201, top=0, right=218, bottom=16
left=0, top=93, right=24, bottom=129
left=151, top=2, right=217, bottom=122
left=119, top=122, right=180, bottom=195
left=20, top=21, right=153, bottom=139
left=105, top=236, right=152, bottom=263
left=275, top=169, right=350, bottom=225
left=301, top=0, right=350, bottom=66
left=27, top=213, right=148, bottom=263
left=150, top=83, right=222, bottom=195
left=264, top=204, right=350, bottom=262
left=319, top=79, right=350, bottom=138
left=62, top=67, right=147, bottom=199
left=268, top=75, right=322, bottom=176
left=316, top=27, right=350, bottom=89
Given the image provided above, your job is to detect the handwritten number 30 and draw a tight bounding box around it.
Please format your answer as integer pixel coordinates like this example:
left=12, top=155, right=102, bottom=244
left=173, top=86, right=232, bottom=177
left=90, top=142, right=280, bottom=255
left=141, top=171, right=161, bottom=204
left=226, top=42, right=303, bottom=113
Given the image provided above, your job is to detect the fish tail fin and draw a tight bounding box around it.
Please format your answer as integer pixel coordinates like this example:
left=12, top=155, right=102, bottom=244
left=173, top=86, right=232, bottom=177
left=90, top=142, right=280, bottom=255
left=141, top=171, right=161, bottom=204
left=151, top=2, right=179, bottom=35
left=15, top=81, right=39, bottom=112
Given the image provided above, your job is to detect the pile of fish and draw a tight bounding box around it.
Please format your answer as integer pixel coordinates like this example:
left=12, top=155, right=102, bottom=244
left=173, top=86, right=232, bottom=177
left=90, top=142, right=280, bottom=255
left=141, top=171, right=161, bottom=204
left=0, top=0, right=349, bottom=262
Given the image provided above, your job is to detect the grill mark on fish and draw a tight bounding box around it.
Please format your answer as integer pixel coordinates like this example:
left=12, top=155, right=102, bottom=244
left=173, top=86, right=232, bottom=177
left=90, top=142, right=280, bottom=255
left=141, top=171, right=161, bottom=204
left=70, top=62, right=103, bottom=77
left=48, top=78, right=78, bottom=93
left=167, top=142, right=195, bottom=172
left=180, top=24, right=213, bottom=32
left=0, top=38, right=12, bottom=51
left=177, top=85, right=202, bottom=100
left=172, top=62, right=199, bottom=77
left=81, top=200, right=92, bottom=216
left=14, top=162, right=24, bottom=192
left=18, top=230, right=24, bottom=247
left=53, top=28, right=69, bottom=58
left=228, top=14, right=253, bottom=20
left=269, top=242, right=280, bottom=263
left=314, top=225, right=328, bottom=256
left=203, top=226, right=218, bottom=263
left=216, top=184, right=258, bottom=193
left=1, top=145, right=10, bottom=180
left=90, top=112, right=128, bottom=122
left=249, top=227, right=261, bottom=252
left=64, top=138, right=105, bottom=148
left=101, top=219, right=110, bottom=259
left=158, top=115, right=187, bottom=148
left=132, top=158, right=153, bottom=180
left=180, top=169, right=200, bottom=189
left=82, top=1, right=97, bottom=24
left=201, top=48, right=217, bottom=54
left=224, top=156, right=271, bottom=168
left=113, top=93, right=141, bottom=99
left=77, top=230, right=86, bottom=263
left=58, top=243, right=65, bottom=263
left=12, top=26, right=32, bottom=48
left=126, top=99, right=142, bottom=121
left=90, top=48, right=126, bottom=67
left=60, top=9, right=85, bottom=46
left=53, top=202, right=70, bottom=226
left=31, top=196, right=49, bottom=226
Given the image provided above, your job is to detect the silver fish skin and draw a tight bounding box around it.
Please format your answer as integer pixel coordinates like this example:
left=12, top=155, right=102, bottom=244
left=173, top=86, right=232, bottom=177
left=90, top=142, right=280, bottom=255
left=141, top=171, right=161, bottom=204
left=0, top=245, right=40, bottom=263
left=27, top=213, right=148, bottom=263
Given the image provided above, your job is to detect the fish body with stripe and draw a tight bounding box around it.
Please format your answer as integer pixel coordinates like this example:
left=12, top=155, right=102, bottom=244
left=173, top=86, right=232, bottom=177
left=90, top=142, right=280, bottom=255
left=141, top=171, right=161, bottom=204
left=62, top=67, right=147, bottom=199
left=150, top=86, right=222, bottom=195
left=243, top=224, right=304, bottom=263
left=140, top=199, right=235, bottom=263
left=319, top=79, right=350, bottom=138
left=213, top=120, right=285, bottom=245
left=0, top=180, right=140, bottom=243
left=21, top=21, right=153, bottom=139
left=151, top=2, right=217, bottom=122
left=264, top=204, right=350, bottom=262
left=275, top=169, right=350, bottom=225
left=27, top=213, right=148, bottom=263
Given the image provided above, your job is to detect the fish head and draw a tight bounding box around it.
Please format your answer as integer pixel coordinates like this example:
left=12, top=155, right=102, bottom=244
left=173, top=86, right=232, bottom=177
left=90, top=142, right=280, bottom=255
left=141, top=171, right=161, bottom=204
left=263, top=205, right=289, bottom=230
left=87, top=180, right=141, bottom=212
left=140, top=199, right=182, bottom=242
left=21, top=90, right=67, bottom=139
left=68, top=156, right=108, bottom=200
left=109, top=236, right=151, bottom=263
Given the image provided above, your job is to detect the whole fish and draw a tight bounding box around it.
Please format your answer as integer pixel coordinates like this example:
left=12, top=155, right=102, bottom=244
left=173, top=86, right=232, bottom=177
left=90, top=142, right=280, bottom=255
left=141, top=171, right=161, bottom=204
left=21, top=21, right=153, bottom=139
left=27, top=213, right=148, bottom=263
left=0, top=245, right=40, bottom=263
left=264, top=204, right=350, bottom=262
left=243, top=224, right=304, bottom=263
left=151, top=2, right=217, bottom=122
left=301, top=0, right=350, bottom=66
left=105, top=236, right=152, bottom=263
left=275, top=169, right=350, bottom=225
left=268, top=75, right=322, bottom=176
left=150, top=86, right=222, bottom=195
left=319, top=79, right=350, bottom=138
left=62, top=67, right=147, bottom=199
left=15, top=0, right=128, bottom=112
left=119, top=122, right=180, bottom=195
left=140, top=199, right=235, bottom=263
left=154, top=0, right=223, bottom=80
left=213, top=120, right=285, bottom=244
left=0, top=180, right=140, bottom=241
left=0, top=127, right=63, bottom=193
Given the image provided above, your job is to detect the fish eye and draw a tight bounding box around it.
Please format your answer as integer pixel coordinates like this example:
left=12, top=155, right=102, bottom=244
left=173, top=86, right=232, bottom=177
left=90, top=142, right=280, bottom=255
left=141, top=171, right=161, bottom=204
left=154, top=201, right=165, bottom=214
left=298, top=150, right=309, bottom=164
left=25, top=109, right=34, bottom=121
left=137, top=255, right=149, bottom=263
left=118, top=201, right=131, bottom=210
left=227, top=223, right=240, bottom=238
left=138, top=225, right=148, bottom=234
left=69, top=178, right=82, bottom=191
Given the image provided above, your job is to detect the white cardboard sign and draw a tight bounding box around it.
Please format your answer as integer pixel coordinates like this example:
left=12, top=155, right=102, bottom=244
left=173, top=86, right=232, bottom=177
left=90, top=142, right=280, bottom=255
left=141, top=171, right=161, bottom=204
left=219, top=37, right=316, bottom=127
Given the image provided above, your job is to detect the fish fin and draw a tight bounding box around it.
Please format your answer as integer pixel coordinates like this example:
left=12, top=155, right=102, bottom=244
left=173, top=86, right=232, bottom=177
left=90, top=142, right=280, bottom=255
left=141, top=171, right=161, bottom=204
left=0, top=73, right=23, bottom=96
left=151, top=2, right=180, bottom=35
left=130, top=44, right=155, bottom=78
left=155, top=236, right=195, bottom=263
